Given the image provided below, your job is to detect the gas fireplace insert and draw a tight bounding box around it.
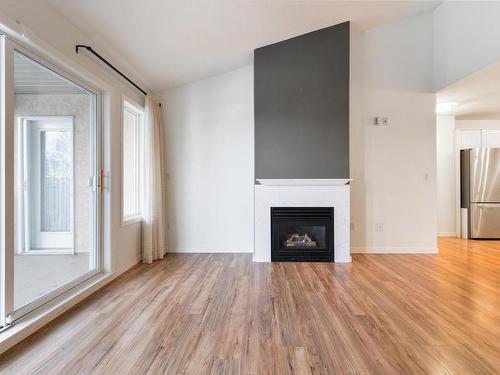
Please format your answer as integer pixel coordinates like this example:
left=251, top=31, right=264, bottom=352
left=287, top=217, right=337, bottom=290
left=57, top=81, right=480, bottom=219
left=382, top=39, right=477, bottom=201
left=271, top=207, right=334, bottom=262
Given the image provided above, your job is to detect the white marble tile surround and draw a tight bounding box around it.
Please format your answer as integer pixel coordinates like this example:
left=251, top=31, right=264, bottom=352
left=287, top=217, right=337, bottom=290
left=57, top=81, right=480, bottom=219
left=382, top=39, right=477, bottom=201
left=254, top=179, right=351, bottom=263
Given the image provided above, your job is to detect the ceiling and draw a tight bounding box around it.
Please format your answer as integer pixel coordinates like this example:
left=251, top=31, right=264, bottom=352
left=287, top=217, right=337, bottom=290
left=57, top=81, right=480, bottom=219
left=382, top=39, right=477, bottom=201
left=46, top=0, right=440, bottom=92
left=15, top=51, right=87, bottom=94
left=437, top=60, right=500, bottom=120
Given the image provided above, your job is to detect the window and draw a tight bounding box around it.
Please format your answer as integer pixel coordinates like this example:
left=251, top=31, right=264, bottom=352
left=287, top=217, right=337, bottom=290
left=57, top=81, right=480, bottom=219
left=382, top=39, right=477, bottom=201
left=122, top=100, right=144, bottom=223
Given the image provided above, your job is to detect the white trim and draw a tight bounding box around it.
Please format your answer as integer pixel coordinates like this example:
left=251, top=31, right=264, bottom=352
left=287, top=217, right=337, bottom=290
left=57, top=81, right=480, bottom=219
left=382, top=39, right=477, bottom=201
left=122, top=215, right=142, bottom=227
left=168, top=248, right=253, bottom=254
left=455, top=130, right=461, bottom=238
left=11, top=268, right=100, bottom=321
left=438, top=232, right=458, bottom=237
left=351, top=247, right=438, bottom=254
left=120, top=97, right=144, bottom=226
left=2, top=36, right=16, bottom=327
left=0, top=34, right=9, bottom=328
left=256, top=179, right=351, bottom=186
left=21, top=249, right=73, bottom=255
left=330, top=255, right=352, bottom=263
left=122, top=96, right=144, bottom=115
left=18, top=116, right=75, bottom=254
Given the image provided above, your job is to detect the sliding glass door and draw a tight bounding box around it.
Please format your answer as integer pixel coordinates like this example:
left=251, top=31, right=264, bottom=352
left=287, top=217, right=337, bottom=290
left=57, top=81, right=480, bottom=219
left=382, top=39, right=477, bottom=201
left=1, top=36, right=102, bottom=324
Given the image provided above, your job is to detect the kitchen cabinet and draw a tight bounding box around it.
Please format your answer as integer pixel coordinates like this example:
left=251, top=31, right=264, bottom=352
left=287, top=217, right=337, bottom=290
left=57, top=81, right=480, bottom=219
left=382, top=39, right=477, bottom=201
left=458, top=129, right=481, bottom=149
left=457, top=129, right=500, bottom=149
left=481, top=129, right=500, bottom=148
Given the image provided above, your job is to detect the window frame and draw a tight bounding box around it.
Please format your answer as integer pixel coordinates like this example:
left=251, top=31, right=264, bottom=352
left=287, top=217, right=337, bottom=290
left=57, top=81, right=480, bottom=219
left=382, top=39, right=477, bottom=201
left=17, top=115, right=75, bottom=255
left=121, top=98, right=144, bottom=226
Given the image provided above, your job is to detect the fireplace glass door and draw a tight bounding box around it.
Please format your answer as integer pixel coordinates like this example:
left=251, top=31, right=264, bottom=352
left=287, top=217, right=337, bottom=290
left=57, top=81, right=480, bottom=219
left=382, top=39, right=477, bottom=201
left=276, top=223, right=327, bottom=250
left=271, top=207, right=334, bottom=262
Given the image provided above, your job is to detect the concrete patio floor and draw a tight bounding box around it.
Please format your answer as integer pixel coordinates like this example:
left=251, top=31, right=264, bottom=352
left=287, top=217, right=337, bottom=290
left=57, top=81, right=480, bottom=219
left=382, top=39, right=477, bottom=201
left=14, top=253, right=90, bottom=309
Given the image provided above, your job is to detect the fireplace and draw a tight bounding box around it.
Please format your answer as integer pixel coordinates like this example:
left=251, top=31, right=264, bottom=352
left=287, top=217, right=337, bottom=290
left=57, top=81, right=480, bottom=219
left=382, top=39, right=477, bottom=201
left=271, top=207, right=334, bottom=262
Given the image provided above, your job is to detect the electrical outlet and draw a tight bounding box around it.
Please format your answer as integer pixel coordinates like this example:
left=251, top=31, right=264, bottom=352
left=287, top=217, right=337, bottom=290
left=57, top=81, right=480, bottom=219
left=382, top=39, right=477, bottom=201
left=376, top=223, right=384, bottom=232
left=350, top=223, right=355, bottom=231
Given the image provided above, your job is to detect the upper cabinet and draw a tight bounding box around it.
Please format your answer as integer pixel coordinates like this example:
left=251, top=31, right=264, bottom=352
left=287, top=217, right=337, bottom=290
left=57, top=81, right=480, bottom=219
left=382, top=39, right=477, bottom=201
left=457, top=129, right=500, bottom=149
left=458, top=129, right=481, bottom=149
left=482, top=129, right=500, bottom=148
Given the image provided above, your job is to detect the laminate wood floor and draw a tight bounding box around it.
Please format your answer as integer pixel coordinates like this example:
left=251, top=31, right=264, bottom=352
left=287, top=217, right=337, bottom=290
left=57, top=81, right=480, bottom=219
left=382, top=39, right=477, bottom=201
left=0, top=237, right=499, bottom=374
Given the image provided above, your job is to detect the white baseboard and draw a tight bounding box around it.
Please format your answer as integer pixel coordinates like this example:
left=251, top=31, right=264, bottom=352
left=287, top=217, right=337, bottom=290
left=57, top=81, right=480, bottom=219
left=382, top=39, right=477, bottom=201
left=333, top=255, right=352, bottom=263
left=168, top=248, right=253, bottom=254
left=351, top=246, right=438, bottom=254
left=173, top=247, right=440, bottom=256
left=438, top=232, right=457, bottom=237
left=252, top=255, right=352, bottom=263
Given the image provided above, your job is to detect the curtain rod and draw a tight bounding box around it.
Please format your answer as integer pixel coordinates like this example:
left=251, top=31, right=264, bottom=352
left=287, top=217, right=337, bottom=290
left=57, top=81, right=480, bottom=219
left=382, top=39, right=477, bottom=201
left=75, top=44, right=161, bottom=107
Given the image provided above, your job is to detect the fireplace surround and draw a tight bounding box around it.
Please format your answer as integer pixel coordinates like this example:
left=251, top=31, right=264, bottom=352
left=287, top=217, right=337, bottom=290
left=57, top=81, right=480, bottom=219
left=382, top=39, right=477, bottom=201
left=271, top=207, right=334, bottom=262
left=254, top=179, right=351, bottom=263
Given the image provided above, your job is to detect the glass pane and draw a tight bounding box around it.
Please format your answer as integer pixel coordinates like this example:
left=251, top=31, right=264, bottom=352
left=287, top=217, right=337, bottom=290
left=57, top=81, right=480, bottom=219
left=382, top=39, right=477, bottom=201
left=123, top=108, right=137, bottom=218
left=277, top=223, right=327, bottom=250
left=40, top=130, right=72, bottom=232
left=13, top=51, right=98, bottom=310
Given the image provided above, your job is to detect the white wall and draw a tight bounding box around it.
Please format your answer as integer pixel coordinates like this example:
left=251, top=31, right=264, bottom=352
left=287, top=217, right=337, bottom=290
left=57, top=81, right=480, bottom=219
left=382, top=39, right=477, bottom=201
left=155, top=3, right=500, bottom=255
left=2, top=0, right=497, bottom=265
left=0, top=3, right=144, bottom=274
left=158, top=66, right=254, bottom=253
left=434, top=2, right=500, bottom=91
left=350, top=13, right=438, bottom=253
left=159, top=13, right=439, bottom=255
left=436, top=115, right=456, bottom=237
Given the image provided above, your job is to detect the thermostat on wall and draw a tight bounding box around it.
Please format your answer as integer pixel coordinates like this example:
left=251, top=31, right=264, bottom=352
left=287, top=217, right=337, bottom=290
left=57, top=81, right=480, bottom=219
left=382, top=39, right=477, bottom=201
left=374, top=117, right=388, bottom=126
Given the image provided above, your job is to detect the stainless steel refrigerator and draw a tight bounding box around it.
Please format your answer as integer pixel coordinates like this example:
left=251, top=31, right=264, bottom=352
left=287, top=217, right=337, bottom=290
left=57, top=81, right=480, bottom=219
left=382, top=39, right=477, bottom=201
left=461, top=148, right=500, bottom=239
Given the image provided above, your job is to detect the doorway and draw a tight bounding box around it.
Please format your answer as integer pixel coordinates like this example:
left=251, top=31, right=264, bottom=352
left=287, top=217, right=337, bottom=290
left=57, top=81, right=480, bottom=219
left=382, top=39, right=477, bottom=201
left=1, top=38, right=102, bottom=323
left=19, top=116, right=74, bottom=253
left=436, top=60, right=500, bottom=241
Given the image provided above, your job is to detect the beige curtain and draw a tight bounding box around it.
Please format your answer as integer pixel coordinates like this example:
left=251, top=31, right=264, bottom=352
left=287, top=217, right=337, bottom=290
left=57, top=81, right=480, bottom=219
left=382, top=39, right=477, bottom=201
left=142, top=95, right=167, bottom=263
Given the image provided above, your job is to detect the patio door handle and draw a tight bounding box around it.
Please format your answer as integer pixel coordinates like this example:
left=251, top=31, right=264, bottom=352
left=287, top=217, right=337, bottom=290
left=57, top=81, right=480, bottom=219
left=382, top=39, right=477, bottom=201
left=97, top=170, right=104, bottom=193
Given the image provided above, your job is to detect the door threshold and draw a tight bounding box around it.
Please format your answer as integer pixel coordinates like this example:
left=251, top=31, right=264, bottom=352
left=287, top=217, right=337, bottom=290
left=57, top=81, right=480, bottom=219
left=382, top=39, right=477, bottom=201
left=0, top=272, right=114, bottom=355
left=20, top=249, right=75, bottom=255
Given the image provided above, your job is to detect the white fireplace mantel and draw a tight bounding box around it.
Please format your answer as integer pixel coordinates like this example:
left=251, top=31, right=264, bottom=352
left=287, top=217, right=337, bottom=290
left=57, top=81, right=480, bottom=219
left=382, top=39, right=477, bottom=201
left=254, top=180, right=352, bottom=263
left=256, top=179, right=351, bottom=186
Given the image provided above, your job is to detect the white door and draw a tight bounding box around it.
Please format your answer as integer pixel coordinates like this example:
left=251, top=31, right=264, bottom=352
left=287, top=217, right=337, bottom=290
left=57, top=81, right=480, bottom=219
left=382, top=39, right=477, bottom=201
left=23, top=117, right=74, bottom=252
